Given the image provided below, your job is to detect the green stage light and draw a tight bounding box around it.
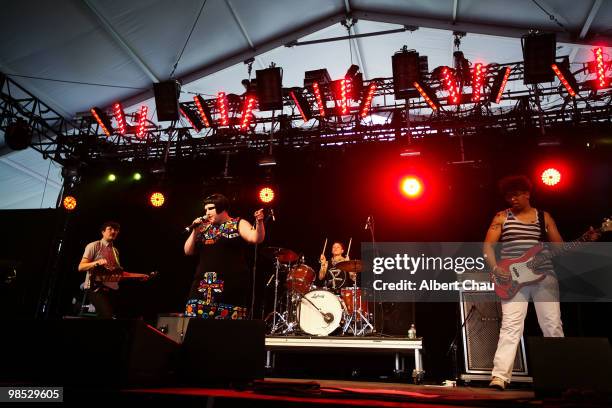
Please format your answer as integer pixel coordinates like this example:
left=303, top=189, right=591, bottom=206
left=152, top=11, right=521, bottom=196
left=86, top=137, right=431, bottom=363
left=107, top=174, right=116, bottom=182
left=133, top=172, right=142, bottom=181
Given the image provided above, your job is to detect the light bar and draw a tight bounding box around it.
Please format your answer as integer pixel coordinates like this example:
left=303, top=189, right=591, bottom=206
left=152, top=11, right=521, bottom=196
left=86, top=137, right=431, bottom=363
left=136, top=105, right=148, bottom=139
left=441, top=67, right=460, bottom=104
left=490, top=67, right=511, bottom=104
left=312, top=82, right=326, bottom=117
left=551, top=63, right=578, bottom=97
left=359, top=82, right=377, bottom=118
left=471, top=63, right=486, bottom=102
left=216, top=92, right=229, bottom=126
left=90, top=107, right=112, bottom=136
left=112, top=103, right=127, bottom=135
left=413, top=81, right=440, bottom=111
left=289, top=89, right=312, bottom=122
left=339, top=78, right=350, bottom=115
left=594, top=47, right=608, bottom=89
left=240, top=95, right=257, bottom=131
left=179, top=103, right=204, bottom=132
left=193, top=95, right=213, bottom=127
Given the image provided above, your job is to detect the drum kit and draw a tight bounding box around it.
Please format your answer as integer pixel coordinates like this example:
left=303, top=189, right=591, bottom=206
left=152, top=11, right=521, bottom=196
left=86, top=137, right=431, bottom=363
left=263, top=247, right=374, bottom=336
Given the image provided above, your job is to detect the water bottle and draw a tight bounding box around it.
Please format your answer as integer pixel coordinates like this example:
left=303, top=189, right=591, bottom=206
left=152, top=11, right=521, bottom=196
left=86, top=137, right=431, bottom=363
left=407, top=324, right=417, bottom=339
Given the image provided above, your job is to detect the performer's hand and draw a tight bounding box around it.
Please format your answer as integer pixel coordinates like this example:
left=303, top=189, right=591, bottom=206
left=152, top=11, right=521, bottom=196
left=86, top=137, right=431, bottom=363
left=254, top=208, right=265, bottom=224
left=320, top=254, right=327, bottom=264
left=492, top=266, right=510, bottom=281
left=192, top=217, right=204, bottom=225
left=349, top=272, right=356, bottom=281
left=95, top=259, right=108, bottom=267
left=584, top=226, right=601, bottom=242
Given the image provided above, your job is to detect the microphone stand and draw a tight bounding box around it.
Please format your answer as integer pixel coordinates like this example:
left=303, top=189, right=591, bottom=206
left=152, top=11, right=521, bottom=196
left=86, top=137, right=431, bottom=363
left=365, top=216, right=379, bottom=333
left=447, top=303, right=476, bottom=383
left=250, top=210, right=273, bottom=320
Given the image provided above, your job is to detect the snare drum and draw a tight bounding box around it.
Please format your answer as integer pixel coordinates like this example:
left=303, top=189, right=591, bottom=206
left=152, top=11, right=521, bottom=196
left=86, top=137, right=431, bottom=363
left=298, top=289, right=343, bottom=336
left=340, top=287, right=369, bottom=317
left=286, top=264, right=315, bottom=294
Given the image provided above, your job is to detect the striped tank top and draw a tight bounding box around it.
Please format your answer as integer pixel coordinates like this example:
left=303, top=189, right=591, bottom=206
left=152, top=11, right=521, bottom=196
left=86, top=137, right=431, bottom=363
left=500, top=209, right=554, bottom=273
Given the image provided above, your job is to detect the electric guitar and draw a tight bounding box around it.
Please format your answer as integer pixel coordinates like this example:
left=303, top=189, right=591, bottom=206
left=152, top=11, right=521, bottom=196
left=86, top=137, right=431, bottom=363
left=491, top=218, right=611, bottom=300
left=91, top=265, right=158, bottom=283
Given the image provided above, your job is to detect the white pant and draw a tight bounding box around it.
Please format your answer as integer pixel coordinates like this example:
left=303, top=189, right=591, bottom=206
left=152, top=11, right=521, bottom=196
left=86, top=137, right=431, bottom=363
left=491, top=274, right=564, bottom=382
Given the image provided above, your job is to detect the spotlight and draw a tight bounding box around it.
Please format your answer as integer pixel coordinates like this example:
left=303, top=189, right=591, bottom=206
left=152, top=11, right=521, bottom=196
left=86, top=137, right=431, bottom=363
left=193, top=95, right=213, bottom=127
left=62, top=195, right=77, bottom=211
left=258, top=187, right=275, bottom=204
left=489, top=67, right=511, bottom=104
left=441, top=67, right=460, bottom=104
left=136, top=105, right=148, bottom=139
left=413, top=80, right=440, bottom=110
left=112, top=102, right=127, bottom=135
left=337, top=78, right=351, bottom=115
left=216, top=92, right=229, bottom=126
left=312, top=82, right=326, bottom=117
left=551, top=61, right=578, bottom=97
left=471, top=63, right=486, bottom=102
left=149, top=192, right=165, bottom=207
left=133, top=172, right=142, bottom=181
left=359, top=82, right=377, bottom=118
left=593, top=47, right=609, bottom=89
left=179, top=103, right=204, bottom=132
left=541, top=168, right=561, bottom=187
left=240, top=94, right=257, bottom=131
left=90, top=107, right=113, bottom=136
left=107, top=173, right=116, bottom=182
left=401, top=176, right=423, bottom=198
left=289, top=88, right=312, bottom=122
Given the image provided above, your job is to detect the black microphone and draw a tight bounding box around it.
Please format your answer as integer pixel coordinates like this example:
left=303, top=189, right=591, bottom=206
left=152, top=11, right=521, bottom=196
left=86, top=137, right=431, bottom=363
left=364, top=216, right=372, bottom=230
left=184, top=217, right=204, bottom=233
left=270, top=209, right=276, bottom=222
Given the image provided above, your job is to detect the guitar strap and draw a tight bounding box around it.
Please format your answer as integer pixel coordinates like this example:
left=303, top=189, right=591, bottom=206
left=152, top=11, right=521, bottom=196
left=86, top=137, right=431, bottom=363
left=537, top=208, right=546, bottom=241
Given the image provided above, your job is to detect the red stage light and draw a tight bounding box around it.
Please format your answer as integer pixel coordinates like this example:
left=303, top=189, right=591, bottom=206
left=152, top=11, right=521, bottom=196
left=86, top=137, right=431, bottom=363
left=541, top=168, right=561, bottom=186
left=338, top=78, right=350, bottom=115
left=136, top=105, right=148, bottom=139
left=551, top=63, right=577, bottom=97
left=413, top=81, right=440, bottom=111
left=290, top=89, right=312, bottom=122
left=491, top=67, right=511, bottom=104
left=258, top=187, right=275, bottom=204
left=149, top=192, right=165, bottom=207
left=471, top=63, right=486, bottom=102
left=441, top=67, right=460, bottom=104
left=312, top=82, right=326, bottom=117
left=240, top=95, right=257, bottom=131
left=62, top=195, right=77, bottom=211
left=359, top=82, right=377, bottom=118
left=193, top=95, right=212, bottom=127
left=401, top=176, right=423, bottom=198
left=593, top=47, right=608, bottom=89
left=112, top=103, right=127, bottom=135
left=217, top=92, right=229, bottom=126
left=90, top=107, right=112, bottom=136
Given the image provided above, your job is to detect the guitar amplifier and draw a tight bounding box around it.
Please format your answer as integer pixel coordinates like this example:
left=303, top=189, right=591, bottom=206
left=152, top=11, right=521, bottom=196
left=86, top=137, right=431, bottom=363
left=156, top=313, right=191, bottom=344
left=460, top=290, right=528, bottom=376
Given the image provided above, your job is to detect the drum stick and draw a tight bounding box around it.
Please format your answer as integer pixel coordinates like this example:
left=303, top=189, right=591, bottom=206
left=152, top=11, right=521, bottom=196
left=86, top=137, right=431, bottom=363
left=321, top=238, right=328, bottom=255
left=346, top=237, right=352, bottom=259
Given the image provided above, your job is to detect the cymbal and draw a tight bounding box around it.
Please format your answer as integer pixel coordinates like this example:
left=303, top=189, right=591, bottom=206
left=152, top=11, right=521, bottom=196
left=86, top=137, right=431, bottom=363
left=334, top=260, right=363, bottom=273
left=262, top=247, right=299, bottom=263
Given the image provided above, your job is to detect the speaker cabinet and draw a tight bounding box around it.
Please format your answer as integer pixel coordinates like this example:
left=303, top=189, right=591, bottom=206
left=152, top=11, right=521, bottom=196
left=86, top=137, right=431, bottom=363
left=153, top=80, right=181, bottom=121
left=156, top=313, right=191, bottom=343
left=460, top=291, right=528, bottom=375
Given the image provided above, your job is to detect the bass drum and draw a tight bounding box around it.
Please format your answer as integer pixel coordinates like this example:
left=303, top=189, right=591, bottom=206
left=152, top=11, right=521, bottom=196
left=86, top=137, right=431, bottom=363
left=298, top=289, right=343, bottom=336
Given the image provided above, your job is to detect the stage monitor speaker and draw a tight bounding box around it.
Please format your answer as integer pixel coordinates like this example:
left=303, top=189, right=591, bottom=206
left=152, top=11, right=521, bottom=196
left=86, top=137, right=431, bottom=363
left=522, top=33, right=556, bottom=84
left=179, top=319, right=265, bottom=385
left=0, top=319, right=179, bottom=387
left=153, top=80, right=181, bottom=121
left=528, top=337, right=612, bottom=397
left=156, top=313, right=191, bottom=343
left=460, top=291, right=528, bottom=375
left=256, top=67, right=283, bottom=111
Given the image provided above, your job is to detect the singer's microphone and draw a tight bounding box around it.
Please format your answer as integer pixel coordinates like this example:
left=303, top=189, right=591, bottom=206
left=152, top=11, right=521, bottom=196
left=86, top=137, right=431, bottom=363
left=184, top=217, right=204, bottom=233
left=270, top=209, right=276, bottom=222
left=364, top=216, right=371, bottom=230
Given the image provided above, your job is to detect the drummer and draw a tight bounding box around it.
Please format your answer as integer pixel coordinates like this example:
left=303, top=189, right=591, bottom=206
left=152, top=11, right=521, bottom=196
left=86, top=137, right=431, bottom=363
left=319, top=241, right=356, bottom=292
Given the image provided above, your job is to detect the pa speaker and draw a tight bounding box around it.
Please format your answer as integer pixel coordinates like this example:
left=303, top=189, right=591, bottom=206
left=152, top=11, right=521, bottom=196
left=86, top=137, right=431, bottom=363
left=528, top=337, right=612, bottom=397
left=179, top=319, right=265, bottom=385
left=153, top=80, right=181, bottom=121
left=256, top=67, right=283, bottom=111
left=0, top=319, right=179, bottom=387
left=392, top=50, right=420, bottom=99
left=5, top=118, right=32, bottom=151
left=522, top=33, right=556, bottom=84
left=460, top=291, right=527, bottom=375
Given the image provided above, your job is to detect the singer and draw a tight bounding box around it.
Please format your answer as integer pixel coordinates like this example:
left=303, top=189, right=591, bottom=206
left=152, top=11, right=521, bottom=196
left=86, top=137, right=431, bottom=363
left=184, top=193, right=265, bottom=309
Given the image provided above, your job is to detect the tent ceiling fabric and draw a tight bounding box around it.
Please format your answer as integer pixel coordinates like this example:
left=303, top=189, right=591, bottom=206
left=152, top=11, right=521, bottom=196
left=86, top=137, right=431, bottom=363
left=0, top=0, right=611, bottom=209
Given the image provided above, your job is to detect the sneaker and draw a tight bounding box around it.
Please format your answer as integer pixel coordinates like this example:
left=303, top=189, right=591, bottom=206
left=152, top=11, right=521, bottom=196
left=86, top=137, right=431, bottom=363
left=489, top=376, right=506, bottom=390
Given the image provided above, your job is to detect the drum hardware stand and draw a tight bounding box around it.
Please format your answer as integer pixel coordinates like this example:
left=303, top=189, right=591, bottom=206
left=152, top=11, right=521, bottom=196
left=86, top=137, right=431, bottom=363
left=342, top=279, right=374, bottom=336
left=266, top=257, right=287, bottom=334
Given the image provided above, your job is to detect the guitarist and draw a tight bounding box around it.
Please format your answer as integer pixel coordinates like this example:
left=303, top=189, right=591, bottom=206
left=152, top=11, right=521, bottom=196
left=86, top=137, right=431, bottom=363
left=483, top=175, right=565, bottom=390
left=78, top=221, right=148, bottom=318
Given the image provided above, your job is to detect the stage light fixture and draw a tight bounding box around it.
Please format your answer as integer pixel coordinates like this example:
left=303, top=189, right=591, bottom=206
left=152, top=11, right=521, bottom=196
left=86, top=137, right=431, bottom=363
left=62, top=195, right=77, bottom=211
left=240, top=95, right=257, bottom=131
left=149, top=192, right=165, bottom=207
left=312, top=82, right=326, bottom=117
left=471, top=63, right=486, bottom=102
left=112, top=103, right=127, bottom=135
left=193, top=95, right=213, bottom=127
left=133, top=172, right=142, bottom=181
left=338, top=78, right=351, bottom=115
left=179, top=103, right=204, bottom=132
left=413, top=80, right=440, bottom=110
left=107, top=173, right=117, bottom=182
left=489, top=67, right=511, bottom=104
left=522, top=32, right=556, bottom=84
left=4, top=118, right=32, bottom=150
left=136, top=105, right=148, bottom=139
left=593, top=47, right=608, bottom=89
left=216, top=92, right=229, bottom=126
left=90, top=107, right=113, bottom=136
left=441, top=67, right=460, bottom=105
left=289, top=89, right=312, bottom=122
left=541, top=168, right=561, bottom=186
left=401, top=176, right=423, bottom=199
left=551, top=62, right=578, bottom=97
left=258, top=187, right=275, bottom=204
left=359, top=82, right=377, bottom=118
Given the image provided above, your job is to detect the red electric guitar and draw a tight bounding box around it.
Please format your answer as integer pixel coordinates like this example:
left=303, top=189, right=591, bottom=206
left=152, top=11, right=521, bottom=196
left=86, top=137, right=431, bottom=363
left=91, top=265, right=158, bottom=282
left=491, top=218, right=611, bottom=300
